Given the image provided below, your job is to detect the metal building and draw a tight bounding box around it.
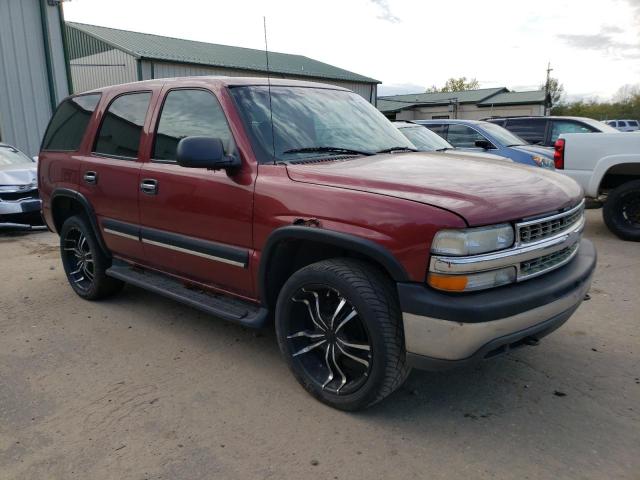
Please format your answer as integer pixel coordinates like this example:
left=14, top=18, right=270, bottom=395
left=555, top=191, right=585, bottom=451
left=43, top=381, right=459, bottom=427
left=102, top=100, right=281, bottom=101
left=378, top=88, right=546, bottom=121
left=66, top=22, right=380, bottom=103
left=0, top=0, right=71, bottom=156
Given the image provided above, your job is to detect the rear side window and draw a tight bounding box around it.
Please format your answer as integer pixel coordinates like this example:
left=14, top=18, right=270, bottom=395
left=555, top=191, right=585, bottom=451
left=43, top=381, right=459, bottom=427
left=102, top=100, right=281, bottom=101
left=41, top=94, right=101, bottom=151
left=505, top=119, right=546, bottom=144
left=629, top=120, right=639, bottom=127
left=550, top=121, right=596, bottom=143
left=153, top=89, right=234, bottom=162
left=93, top=92, right=151, bottom=159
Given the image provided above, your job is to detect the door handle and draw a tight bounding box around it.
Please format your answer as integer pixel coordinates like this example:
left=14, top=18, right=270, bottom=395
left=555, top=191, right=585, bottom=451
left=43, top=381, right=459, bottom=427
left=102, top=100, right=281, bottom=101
left=140, top=178, right=158, bottom=195
left=83, top=171, right=97, bottom=185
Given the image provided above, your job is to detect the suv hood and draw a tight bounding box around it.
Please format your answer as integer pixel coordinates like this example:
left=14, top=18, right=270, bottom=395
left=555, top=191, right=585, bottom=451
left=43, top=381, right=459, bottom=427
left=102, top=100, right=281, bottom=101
left=286, top=152, right=582, bottom=226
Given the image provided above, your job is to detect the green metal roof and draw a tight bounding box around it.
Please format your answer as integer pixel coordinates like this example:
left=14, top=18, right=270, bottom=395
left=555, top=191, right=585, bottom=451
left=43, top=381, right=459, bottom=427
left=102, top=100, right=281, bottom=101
left=66, top=22, right=379, bottom=84
left=378, top=87, right=506, bottom=106
left=378, top=88, right=545, bottom=113
left=477, top=90, right=545, bottom=106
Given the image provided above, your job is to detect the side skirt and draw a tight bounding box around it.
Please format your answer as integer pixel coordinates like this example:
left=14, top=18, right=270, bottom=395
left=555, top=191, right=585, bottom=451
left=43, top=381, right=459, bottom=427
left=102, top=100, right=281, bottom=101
left=106, top=260, right=268, bottom=328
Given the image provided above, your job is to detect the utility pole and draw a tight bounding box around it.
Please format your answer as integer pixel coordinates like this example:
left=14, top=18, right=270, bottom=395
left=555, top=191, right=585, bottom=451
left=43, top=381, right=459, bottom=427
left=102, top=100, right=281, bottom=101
left=544, top=62, right=553, bottom=116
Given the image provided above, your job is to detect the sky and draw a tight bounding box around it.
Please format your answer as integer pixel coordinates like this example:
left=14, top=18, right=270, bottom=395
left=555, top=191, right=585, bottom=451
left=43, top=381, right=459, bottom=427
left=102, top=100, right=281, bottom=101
left=62, top=0, right=640, bottom=101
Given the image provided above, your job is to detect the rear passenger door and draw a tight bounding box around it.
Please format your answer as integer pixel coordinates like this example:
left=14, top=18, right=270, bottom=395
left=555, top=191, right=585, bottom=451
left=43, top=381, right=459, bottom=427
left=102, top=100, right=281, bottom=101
left=78, top=91, right=154, bottom=263
left=138, top=87, right=255, bottom=297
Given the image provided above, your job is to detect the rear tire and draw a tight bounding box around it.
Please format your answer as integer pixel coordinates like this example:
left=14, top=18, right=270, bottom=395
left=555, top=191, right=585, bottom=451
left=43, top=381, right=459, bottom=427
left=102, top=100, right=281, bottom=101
left=59, top=215, right=124, bottom=300
left=602, top=180, right=640, bottom=241
left=275, top=258, right=410, bottom=411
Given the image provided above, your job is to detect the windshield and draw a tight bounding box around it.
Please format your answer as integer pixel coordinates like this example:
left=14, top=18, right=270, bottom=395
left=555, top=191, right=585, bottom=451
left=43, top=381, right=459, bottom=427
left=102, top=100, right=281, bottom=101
left=479, top=122, right=528, bottom=146
left=398, top=125, right=452, bottom=151
left=0, top=146, right=33, bottom=166
left=230, top=86, right=414, bottom=162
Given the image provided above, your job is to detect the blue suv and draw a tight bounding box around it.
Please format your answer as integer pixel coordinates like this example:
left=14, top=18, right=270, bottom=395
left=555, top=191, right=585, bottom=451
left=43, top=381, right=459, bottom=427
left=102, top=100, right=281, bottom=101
left=416, top=119, right=555, bottom=169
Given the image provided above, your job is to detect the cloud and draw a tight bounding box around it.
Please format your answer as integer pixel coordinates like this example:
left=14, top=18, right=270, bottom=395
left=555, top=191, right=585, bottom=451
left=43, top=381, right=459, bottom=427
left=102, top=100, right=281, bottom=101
left=557, top=24, right=640, bottom=59
left=369, top=0, right=401, bottom=23
left=377, top=83, right=425, bottom=96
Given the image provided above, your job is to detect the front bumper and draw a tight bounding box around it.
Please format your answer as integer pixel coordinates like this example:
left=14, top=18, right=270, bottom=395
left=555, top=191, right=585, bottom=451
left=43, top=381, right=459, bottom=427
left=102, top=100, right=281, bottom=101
left=398, top=239, right=596, bottom=370
left=0, top=197, right=43, bottom=229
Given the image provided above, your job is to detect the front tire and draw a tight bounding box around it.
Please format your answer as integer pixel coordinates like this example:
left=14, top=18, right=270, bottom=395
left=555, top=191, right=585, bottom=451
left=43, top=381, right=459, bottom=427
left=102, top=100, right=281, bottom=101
left=59, top=215, right=124, bottom=300
left=602, top=180, right=640, bottom=241
left=275, top=258, right=410, bottom=411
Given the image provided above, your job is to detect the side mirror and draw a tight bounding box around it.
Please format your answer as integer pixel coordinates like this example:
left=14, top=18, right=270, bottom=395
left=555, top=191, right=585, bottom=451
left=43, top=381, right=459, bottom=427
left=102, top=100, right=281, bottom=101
left=176, top=136, right=240, bottom=170
left=474, top=139, right=493, bottom=150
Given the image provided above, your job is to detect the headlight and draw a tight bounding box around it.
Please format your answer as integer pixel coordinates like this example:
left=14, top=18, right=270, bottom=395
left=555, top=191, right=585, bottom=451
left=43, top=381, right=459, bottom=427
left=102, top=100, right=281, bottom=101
left=431, top=224, right=514, bottom=256
left=532, top=155, right=554, bottom=169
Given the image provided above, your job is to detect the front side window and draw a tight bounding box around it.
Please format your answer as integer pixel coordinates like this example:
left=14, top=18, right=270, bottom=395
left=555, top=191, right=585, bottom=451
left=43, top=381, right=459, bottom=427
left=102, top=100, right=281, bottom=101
left=153, top=89, right=234, bottom=162
left=424, top=123, right=447, bottom=136
left=41, top=94, right=101, bottom=151
left=550, top=121, right=595, bottom=143
left=230, top=86, right=413, bottom=162
left=93, top=92, right=151, bottom=159
left=446, top=124, right=487, bottom=148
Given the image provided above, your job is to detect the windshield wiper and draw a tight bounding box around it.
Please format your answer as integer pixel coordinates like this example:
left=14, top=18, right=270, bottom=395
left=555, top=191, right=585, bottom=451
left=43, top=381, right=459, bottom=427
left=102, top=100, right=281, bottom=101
left=375, top=146, right=418, bottom=154
left=435, top=147, right=453, bottom=152
left=283, top=146, right=373, bottom=156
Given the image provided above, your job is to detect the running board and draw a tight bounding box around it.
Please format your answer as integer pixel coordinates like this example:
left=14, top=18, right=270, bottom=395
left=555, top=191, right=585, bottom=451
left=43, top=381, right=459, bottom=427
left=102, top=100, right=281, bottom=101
left=106, top=260, right=268, bottom=328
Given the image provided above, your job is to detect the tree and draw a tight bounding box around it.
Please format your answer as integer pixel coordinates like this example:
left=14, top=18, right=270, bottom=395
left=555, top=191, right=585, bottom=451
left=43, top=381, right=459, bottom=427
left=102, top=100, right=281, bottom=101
left=426, top=77, right=480, bottom=93
left=551, top=84, right=640, bottom=119
left=540, top=77, right=564, bottom=108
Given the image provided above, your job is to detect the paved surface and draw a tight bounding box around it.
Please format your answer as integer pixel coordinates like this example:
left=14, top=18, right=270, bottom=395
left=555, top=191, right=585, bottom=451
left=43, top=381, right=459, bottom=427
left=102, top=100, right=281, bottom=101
left=1, top=209, right=638, bottom=480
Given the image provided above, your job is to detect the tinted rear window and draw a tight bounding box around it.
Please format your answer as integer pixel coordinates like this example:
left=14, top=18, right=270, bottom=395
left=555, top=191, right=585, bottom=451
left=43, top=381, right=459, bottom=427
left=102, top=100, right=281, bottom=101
left=41, top=94, right=101, bottom=151
left=93, top=92, right=151, bottom=159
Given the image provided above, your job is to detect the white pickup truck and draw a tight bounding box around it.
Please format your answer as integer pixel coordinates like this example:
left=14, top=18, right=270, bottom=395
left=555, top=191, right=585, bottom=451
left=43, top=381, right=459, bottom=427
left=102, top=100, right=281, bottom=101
left=554, top=132, right=640, bottom=241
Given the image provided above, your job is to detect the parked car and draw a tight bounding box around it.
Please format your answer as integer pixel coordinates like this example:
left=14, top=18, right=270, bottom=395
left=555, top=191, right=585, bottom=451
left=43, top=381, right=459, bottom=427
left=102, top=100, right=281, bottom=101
left=605, top=119, right=639, bottom=132
left=416, top=119, right=555, bottom=169
left=553, top=131, right=640, bottom=241
left=393, top=121, right=510, bottom=162
left=0, top=143, right=42, bottom=230
left=487, top=116, right=619, bottom=147
left=39, top=78, right=596, bottom=410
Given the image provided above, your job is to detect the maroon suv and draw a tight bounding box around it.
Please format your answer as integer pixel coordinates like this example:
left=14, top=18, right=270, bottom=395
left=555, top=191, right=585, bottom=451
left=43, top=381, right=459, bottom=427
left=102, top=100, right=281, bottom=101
left=38, top=77, right=596, bottom=410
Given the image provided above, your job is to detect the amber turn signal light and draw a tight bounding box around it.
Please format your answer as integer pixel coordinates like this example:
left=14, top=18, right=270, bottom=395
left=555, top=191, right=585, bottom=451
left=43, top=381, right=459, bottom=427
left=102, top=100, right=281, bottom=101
left=427, top=273, right=468, bottom=292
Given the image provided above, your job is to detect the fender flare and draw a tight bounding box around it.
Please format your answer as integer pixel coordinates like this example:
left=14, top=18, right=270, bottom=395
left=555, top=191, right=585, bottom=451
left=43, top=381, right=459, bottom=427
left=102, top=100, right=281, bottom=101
left=590, top=154, right=640, bottom=196
left=258, top=226, right=410, bottom=303
left=51, top=188, right=110, bottom=257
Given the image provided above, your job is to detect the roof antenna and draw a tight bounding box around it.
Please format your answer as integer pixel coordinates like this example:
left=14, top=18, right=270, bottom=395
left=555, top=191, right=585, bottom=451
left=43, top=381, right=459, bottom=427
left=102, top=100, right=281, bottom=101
left=263, top=16, right=277, bottom=162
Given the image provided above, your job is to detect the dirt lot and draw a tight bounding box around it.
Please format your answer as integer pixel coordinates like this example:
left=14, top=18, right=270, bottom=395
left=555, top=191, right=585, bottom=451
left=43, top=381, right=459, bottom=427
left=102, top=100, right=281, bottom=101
left=1, top=209, right=638, bottom=480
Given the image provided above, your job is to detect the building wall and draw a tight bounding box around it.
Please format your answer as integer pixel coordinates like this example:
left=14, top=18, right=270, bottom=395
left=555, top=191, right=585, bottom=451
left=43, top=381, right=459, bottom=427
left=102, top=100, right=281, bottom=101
left=70, top=49, right=138, bottom=93
left=0, top=0, right=69, bottom=156
left=395, top=103, right=544, bottom=121
left=141, top=60, right=377, bottom=102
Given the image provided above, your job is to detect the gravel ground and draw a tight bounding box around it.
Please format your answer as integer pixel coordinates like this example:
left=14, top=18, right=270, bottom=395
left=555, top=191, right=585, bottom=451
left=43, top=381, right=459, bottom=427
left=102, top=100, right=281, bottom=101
left=1, top=209, right=638, bottom=480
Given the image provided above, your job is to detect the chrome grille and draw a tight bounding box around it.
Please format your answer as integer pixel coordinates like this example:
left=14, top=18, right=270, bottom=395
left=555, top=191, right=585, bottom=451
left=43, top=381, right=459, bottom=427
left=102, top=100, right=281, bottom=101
left=520, top=242, right=579, bottom=277
left=517, top=201, right=584, bottom=244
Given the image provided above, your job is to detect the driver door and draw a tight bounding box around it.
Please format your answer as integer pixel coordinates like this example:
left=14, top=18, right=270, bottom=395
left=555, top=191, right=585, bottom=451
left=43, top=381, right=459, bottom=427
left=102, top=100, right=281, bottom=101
left=138, top=87, right=255, bottom=297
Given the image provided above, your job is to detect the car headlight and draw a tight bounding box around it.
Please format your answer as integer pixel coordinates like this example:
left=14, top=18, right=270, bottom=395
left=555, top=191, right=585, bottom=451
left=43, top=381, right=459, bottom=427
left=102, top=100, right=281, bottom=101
left=532, top=155, right=555, bottom=169
left=431, top=224, right=514, bottom=256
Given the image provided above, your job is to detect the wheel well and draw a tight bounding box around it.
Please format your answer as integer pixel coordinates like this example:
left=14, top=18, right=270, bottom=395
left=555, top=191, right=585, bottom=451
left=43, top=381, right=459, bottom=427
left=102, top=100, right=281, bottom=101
left=262, top=239, right=393, bottom=310
left=51, top=195, right=86, bottom=233
left=600, top=163, right=640, bottom=193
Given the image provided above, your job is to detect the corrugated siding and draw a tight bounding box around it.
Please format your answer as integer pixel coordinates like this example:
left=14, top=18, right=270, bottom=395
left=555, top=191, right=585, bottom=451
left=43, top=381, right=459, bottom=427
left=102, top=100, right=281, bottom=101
left=70, top=49, right=138, bottom=93
left=0, top=0, right=69, bottom=156
left=142, top=61, right=376, bottom=102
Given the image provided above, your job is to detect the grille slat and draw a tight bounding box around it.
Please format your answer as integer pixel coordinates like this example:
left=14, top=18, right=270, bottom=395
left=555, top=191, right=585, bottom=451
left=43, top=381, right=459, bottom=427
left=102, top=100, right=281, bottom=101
left=518, top=204, right=584, bottom=244
left=520, top=243, right=579, bottom=277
